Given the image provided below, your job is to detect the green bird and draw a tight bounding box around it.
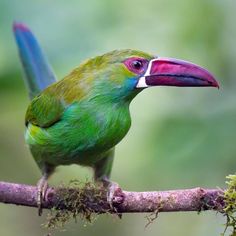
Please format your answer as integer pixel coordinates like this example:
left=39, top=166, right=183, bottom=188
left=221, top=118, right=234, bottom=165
left=14, top=23, right=219, bottom=215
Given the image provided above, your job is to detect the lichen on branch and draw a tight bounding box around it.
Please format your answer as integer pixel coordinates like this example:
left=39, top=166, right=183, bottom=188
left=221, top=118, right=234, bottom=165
left=44, top=180, right=110, bottom=229
left=222, top=174, right=236, bottom=236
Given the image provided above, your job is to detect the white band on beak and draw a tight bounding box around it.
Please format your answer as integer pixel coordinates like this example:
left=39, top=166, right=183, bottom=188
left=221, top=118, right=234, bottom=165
left=136, top=76, right=148, bottom=88
left=136, top=58, right=156, bottom=88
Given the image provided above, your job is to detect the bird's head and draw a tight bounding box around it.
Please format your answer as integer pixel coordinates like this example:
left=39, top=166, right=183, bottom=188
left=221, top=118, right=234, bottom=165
left=73, top=49, right=219, bottom=103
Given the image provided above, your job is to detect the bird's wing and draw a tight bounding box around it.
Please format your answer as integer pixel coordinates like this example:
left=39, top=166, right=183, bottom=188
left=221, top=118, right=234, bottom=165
left=25, top=92, right=65, bottom=128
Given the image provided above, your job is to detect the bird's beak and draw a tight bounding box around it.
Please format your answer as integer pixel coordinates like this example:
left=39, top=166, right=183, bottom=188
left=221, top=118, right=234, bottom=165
left=136, top=57, right=219, bottom=88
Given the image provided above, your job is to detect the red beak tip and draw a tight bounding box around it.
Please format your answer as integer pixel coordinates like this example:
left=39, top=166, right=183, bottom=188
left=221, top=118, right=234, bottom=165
left=213, top=80, right=220, bottom=89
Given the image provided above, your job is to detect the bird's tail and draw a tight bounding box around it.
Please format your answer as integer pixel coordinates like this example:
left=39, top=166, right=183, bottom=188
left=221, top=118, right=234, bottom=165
left=13, top=22, right=57, bottom=100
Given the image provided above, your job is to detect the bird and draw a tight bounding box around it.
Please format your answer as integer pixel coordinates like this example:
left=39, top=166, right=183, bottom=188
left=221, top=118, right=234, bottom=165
left=13, top=22, right=219, bottom=215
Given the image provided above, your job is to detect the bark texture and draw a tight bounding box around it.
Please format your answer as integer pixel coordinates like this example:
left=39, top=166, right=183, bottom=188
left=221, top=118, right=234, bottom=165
left=0, top=181, right=225, bottom=213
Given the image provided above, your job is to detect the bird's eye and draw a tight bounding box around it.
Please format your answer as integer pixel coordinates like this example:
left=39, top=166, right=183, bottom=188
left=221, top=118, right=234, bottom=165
left=131, top=60, right=143, bottom=70
left=124, top=57, right=148, bottom=75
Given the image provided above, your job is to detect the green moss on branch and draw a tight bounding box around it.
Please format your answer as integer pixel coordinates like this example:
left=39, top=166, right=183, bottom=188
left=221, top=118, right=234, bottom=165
left=44, top=180, right=110, bottom=229
left=222, top=174, right=236, bottom=236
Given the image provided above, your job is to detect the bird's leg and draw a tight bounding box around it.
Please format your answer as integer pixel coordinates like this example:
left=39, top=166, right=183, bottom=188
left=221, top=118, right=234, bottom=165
left=37, top=164, right=54, bottom=216
left=37, top=174, right=48, bottom=216
left=94, top=149, right=122, bottom=216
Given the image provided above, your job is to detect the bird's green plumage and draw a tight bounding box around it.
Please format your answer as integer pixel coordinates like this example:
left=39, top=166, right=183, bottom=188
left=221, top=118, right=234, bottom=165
left=15, top=25, right=218, bottom=214
left=25, top=49, right=154, bottom=178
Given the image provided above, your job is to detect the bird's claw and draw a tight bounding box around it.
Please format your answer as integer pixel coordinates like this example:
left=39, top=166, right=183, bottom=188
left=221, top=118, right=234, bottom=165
left=106, top=181, right=119, bottom=208
left=101, top=179, right=122, bottom=218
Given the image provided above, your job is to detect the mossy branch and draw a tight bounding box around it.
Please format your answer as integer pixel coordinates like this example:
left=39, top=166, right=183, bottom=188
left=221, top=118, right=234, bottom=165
left=0, top=177, right=236, bottom=234
left=0, top=181, right=224, bottom=213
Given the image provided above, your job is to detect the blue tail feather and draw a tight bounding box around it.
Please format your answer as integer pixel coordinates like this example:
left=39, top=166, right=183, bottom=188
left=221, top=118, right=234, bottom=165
left=13, top=22, right=57, bottom=99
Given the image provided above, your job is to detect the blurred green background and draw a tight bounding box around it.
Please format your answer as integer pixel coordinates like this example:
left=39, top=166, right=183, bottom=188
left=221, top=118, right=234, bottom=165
left=0, top=0, right=236, bottom=235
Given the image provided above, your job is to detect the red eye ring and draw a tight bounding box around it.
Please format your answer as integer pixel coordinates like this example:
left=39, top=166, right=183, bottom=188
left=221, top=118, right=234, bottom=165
left=124, top=57, right=148, bottom=75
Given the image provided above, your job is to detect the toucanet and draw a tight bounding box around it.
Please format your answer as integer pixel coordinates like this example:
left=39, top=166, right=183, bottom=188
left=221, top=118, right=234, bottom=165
left=13, top=22, right=219, bottom=215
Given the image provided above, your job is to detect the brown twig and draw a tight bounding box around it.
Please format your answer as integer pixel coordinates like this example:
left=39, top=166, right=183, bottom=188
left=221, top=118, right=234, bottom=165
left=0, top=182, right=224, bottom=213
left=0, top=181, right=225, bottom=214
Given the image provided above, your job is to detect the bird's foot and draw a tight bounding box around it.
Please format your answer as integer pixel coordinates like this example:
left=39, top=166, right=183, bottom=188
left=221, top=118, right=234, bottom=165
left=101, top=178, right=123, bottom=218
left=36, top=177, right=48, bottom=216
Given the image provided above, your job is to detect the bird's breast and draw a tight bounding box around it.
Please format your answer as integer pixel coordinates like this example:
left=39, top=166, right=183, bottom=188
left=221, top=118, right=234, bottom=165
left=66, top=102, right=131, bottom=153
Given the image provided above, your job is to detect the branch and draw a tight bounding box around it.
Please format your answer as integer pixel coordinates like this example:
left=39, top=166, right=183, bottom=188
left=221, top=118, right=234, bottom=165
left=0, top=181, right=225, bottom=213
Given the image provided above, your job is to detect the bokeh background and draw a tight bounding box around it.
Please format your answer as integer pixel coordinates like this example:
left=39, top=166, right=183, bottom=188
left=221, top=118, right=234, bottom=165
left=0, top=0, right=236, bottom=235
